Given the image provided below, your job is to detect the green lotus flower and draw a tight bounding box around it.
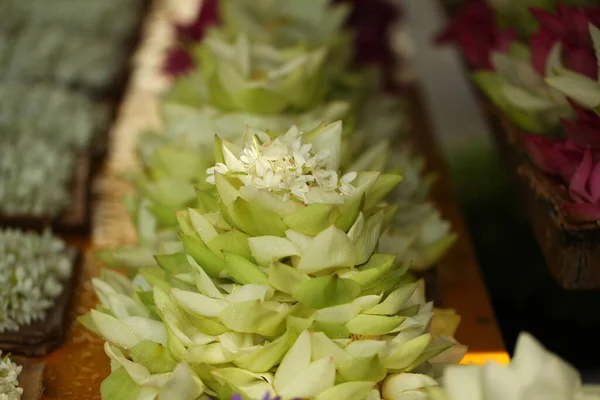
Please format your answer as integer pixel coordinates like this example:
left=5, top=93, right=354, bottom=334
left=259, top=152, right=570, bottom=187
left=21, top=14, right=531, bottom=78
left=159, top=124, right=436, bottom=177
left=84, top=122, right=462, bottom=400
left=219, top=0, right=351, bottom=50
left=474, top=43, right=571, bottom=134
left=96, top=103, right=351, bottom=271
left=168, top=30, right=330, bottom=115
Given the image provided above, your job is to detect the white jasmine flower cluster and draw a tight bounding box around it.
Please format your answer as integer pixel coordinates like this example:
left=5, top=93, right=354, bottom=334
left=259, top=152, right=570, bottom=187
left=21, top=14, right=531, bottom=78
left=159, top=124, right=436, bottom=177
left=207, top=126, right=357, bottom=203
left=0, top=352, right=22, bottom=400
left=0, top=229, right=73, bottom=333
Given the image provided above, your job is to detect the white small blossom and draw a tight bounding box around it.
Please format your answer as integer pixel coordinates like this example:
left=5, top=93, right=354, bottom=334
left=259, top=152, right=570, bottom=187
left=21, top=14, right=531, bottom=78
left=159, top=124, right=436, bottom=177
left=0, top=229, right=73, bottom=333
left=0, top=352, right=22, bottom=400
left=206, top=126, right=356, bottom=203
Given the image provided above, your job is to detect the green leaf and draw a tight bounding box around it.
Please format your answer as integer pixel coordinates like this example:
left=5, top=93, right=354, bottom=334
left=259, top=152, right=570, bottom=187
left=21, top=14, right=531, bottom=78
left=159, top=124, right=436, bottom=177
left=96, top=247, right=157, bottom=270
left=223, top=251, right=269, bottom=285
left=347, top=253, right=396, bottom=287
left=338, top=355, right=387, bottom=382
left=296, top=225, right=356, bottom=274
left=382, top=334, right=432, bottom=371
left=235, top=329, right=298, bottom=372
left=502, top=86, right=553, bottom=111
left=230, top=198, right=288, bottom=237
left=208, top=230, right=253, bottom=260
left=345, top=314, right=406, bottom=336
left=347, top=211, right=384, bottom=265
left=219, top=300, right=291, bottom=336
left=364, top=284, right=418, bottom=315
left=546, top=74, right=600, bottom=108
left=155, top=253, right=192, bottom=275
left=130, top=340, right=178, bottom=374
left=335, top=193, right=365, bottom=232
left=189, top=209, right=219, bottom=244
left=171, top=288, right=229, bottom=317
left=196, top=190, right=219, bottom=214
left=100, top=367, right=141, bottom=400
left=181, top=233, right=225, bottom=278
left=365, top=173, right=403, bottom=210
left=294, top=275, right=360, bottom=309
left=91, top=309, right=140, bottom=349
left=248, top=236, right=301, bottom=266
left=283, top=203, right=341, bottom=235
left=269, top=261, right=310, bottom=295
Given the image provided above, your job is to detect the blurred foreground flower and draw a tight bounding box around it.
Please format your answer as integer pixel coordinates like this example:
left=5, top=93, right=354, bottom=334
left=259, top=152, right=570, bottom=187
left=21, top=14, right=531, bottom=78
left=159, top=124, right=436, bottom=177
left=429, top=332, right=600, bottom=400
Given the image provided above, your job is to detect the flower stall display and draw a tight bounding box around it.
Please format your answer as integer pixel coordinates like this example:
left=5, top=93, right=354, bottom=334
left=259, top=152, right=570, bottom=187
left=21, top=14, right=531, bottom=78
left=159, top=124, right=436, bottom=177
left=439, top=0, right=600, bottom=288
left=0, top=229, right=78, bottom=356
left=83, top=123, right=464, bottom=400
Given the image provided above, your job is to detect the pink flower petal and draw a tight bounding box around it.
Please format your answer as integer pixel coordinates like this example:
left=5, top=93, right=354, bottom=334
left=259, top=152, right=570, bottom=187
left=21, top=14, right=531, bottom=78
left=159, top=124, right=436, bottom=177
left=523, top=134, right=579, bottom=176
left=565, top=45, right=598, bottom=79
left=530, top=29, right=555, bottom=76
left=563, top=202, right=600, bottom=222
left=530, top=7, right=565, bottom=37
left=589, top=161, right=600, bottom=202
left=569, top=150, right=594, bottom=202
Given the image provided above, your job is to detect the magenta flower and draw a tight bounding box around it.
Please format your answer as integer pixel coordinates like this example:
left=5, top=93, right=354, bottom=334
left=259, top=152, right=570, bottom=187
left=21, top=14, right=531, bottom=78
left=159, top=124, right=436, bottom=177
left=162, top=47, right=195, bottom=77
left=561, top=101, right=600, bottom=150
left=524, top=106, right=600, bottom=222
left=522, top=134, right=583, bottom=181
left=176, top=0, right=220, bottom=42
left=436, top=0, right=516, bottom=70
left=563, top=149, right=600, bottom=222
left=530, top=5, right=600, bottom=79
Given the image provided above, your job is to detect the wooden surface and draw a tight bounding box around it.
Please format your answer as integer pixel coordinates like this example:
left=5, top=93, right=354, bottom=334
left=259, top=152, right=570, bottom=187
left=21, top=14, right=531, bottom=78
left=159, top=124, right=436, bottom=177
left=406, top=86, right=507, bottom=361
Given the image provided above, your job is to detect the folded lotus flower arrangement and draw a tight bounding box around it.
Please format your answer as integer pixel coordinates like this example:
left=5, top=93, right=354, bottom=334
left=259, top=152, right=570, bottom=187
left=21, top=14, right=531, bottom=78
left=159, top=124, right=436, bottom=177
left=85, top=123, right=462, bottom=399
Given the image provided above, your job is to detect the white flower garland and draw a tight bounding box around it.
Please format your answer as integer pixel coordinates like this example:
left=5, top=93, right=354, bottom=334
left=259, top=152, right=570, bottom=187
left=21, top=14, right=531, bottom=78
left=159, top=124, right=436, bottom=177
left=0, top=352, right=22, bottom=400
left=0, top=229, right=73, bottom=332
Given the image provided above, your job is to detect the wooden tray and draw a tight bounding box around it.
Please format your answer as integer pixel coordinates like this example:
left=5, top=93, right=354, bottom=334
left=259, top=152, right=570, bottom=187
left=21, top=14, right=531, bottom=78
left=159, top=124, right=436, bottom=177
left=484, top=108, right=600, bottom=289
left=0, top=248, right=81, bottom=356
